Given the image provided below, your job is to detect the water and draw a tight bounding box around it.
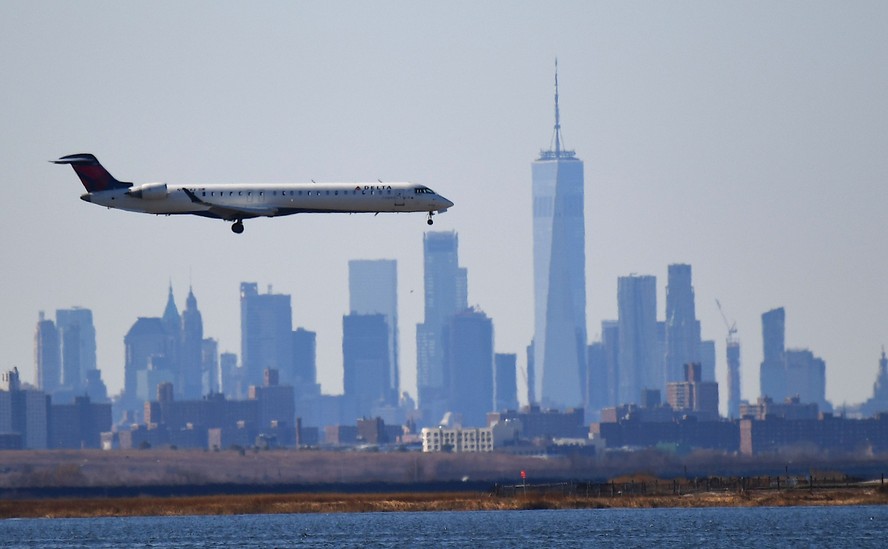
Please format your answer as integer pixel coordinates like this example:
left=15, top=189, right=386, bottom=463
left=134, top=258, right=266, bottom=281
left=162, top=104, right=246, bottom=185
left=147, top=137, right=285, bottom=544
left=2, top=506, right=887, bottom=548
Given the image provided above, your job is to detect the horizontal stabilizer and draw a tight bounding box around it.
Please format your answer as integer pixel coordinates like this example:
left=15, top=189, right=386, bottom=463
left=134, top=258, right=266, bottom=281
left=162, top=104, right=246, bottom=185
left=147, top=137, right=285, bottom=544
left=53, top=153, right=131, bottom=192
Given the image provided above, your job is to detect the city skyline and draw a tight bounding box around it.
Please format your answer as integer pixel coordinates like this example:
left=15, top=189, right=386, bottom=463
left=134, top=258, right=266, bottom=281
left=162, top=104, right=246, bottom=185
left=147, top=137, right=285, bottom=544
left=2, top=3, right=886, bottom=411
left=20, top=258, right=884, bottom=417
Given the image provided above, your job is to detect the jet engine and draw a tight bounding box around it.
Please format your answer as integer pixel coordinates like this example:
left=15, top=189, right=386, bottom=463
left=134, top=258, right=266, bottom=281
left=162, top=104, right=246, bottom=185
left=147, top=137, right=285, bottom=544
left=127, top=182, right=168, bottom=199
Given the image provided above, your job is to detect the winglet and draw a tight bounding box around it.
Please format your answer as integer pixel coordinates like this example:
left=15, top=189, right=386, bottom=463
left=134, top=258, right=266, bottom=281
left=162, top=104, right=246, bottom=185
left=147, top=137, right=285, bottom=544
left=53, top=153, right=132, bottom=192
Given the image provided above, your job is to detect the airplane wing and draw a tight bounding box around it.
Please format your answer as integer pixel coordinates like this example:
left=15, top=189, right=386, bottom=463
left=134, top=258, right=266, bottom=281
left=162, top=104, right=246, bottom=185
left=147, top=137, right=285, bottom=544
left=182, top=188, right=280, bottom=220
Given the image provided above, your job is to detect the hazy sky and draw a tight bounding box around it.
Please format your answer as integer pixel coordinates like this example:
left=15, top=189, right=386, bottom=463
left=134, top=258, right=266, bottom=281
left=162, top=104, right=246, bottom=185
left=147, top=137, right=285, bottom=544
left=2, top=1, right=886, bottom=413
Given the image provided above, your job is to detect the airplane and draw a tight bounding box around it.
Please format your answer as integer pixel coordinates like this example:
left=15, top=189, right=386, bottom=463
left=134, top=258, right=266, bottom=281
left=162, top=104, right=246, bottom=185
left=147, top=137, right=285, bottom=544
left=53, top=153, right=454, bottom=234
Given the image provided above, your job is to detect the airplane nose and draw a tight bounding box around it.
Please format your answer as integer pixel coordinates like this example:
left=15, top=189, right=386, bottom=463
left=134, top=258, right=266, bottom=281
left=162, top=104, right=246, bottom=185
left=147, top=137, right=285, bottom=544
left=440, top=196, right=454, bottom=209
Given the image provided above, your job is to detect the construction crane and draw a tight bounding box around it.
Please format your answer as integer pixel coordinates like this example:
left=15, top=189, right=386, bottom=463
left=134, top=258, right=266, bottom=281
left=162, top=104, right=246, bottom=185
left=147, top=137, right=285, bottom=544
left=717, top=298, right=742, bottom=419
left=715, top=299, right=738, bottom=342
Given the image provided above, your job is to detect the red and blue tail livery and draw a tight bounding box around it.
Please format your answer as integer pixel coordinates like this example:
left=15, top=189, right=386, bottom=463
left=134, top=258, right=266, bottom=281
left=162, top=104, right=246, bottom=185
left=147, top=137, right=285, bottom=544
left=52, top=153, right=132, bottom=193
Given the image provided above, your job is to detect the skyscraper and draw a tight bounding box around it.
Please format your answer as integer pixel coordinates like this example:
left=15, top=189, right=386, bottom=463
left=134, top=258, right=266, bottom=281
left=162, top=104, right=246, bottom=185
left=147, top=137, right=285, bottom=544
left=124, top=317, right=170, bottom=409
left=531, top=62, right=587, bottom=408
left=291, top=328, right=317, bottom=385
left=757, top=307, right=829, bottom=411
left=444, top=308, right=494, bottom=427
left=342, top=313, right=391, bottom=417
left=699, top=340, right=716, bottom=382
left=218, top=352, right=239, bottom=398
left=602, top=320, right=621, bottom=408
left=416, top=231, right=467, bottom=421
left=586, top=342, right=607, bottom=417
left=587, top=320, right=621, bottom=414
left=494, top=353, right=518, bottom=412
left=861, top=349, right=888, bottom=416
left=726, top=338, right=741, bottom=419
left=349, top=259, right=399, bottom=403
left=240, top=283, right=293, bottom=388
left=161, top=285, right=180, bottom=375
left=784, top=349, right=829, bottom=411
left=664, top=264, right=701, bottom=384
left=617, top=275, right=658, bottom=405
left=760, top=307, right=786, bottom=399
left=34, top=312, right=61, bottom=393
left=55, top=307, right=97, bottom=390
left=180, top=287, right=204, bottom=399
left=201, top=337, right=219, bottom=395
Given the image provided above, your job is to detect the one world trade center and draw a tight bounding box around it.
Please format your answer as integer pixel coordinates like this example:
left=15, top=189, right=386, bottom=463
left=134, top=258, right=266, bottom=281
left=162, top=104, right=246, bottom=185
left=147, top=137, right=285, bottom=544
left=531, top=62, right=587, bottom=408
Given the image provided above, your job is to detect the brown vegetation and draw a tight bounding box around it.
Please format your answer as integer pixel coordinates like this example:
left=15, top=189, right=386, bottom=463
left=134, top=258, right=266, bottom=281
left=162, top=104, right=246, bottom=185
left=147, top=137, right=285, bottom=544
left=2, top=449, right=888, bottom=519
left=2, top=487, right=887, bottom=519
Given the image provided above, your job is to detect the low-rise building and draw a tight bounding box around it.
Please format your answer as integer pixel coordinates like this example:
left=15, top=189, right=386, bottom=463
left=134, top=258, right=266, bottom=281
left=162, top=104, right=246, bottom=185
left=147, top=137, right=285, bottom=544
left=421, top=421, right=519, bottom=453
left=740, top=396, right=818, bottom=420
left=49, top=395, right=111, bottom=449
left=0, top=368, right=51, bottom=449
left=487, top=405, right=585, bottom=440
left=666, top=363, right=719, bottom=421
left=127, top=374, right=295, bottom=449
left=591, top=416, right=738, bottom=453
left=739, top=413, right=888, bottom=455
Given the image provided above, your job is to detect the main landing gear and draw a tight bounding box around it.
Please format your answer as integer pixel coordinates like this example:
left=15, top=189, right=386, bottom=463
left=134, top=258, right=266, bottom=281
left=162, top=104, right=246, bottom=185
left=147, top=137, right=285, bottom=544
left=427, top=212, right=434, bottom=225
left=231, top=220, right=244, bottom=234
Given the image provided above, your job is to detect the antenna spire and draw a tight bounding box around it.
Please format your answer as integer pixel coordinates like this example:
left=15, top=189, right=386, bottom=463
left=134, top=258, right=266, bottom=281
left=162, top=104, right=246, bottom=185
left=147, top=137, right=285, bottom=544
left=539, top=59, right=575, bottom=160
left=554, top=58, right=562, bottom=156
left=539, top=57, right=577, bottom=160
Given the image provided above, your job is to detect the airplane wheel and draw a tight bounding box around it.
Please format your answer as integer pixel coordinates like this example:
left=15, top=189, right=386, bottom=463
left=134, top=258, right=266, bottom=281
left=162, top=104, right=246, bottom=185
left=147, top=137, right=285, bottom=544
left=427, top=218, right=434, bottom=226
left=232, top=221, right=245, bottom=234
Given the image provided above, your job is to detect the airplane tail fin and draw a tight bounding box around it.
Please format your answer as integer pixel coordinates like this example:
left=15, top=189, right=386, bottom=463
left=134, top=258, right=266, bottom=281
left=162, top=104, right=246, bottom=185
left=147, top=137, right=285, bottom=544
left=52, top=153, right=132, bottom=192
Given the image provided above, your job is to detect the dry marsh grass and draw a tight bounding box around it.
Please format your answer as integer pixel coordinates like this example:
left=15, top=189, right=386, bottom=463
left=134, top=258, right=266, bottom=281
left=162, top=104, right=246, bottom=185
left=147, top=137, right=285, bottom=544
left=3, top=449, right=888, bottom=519
left=2, top=488, right=887, bottom=519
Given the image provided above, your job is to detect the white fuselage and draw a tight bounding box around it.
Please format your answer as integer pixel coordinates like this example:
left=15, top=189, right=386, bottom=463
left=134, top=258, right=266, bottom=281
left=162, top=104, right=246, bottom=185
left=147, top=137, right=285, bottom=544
left=85, top=181, right=453, bottom=220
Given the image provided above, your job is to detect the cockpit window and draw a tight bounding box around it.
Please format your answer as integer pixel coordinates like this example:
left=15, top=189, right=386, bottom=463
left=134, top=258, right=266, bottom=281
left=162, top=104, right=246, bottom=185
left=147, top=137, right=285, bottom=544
left=414, top=186, right=435, bottom=195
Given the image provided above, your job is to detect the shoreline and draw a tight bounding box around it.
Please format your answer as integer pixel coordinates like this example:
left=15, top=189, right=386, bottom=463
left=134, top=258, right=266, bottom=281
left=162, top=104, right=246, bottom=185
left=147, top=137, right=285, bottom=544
left=3, top=486, right=887, bottom=519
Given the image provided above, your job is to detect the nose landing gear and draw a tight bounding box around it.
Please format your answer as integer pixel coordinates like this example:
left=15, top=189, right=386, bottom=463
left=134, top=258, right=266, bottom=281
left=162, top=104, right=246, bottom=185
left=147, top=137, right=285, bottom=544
left=427, top=212, right=434, bottom=226
left=231, top=220, right=245, bottom=234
